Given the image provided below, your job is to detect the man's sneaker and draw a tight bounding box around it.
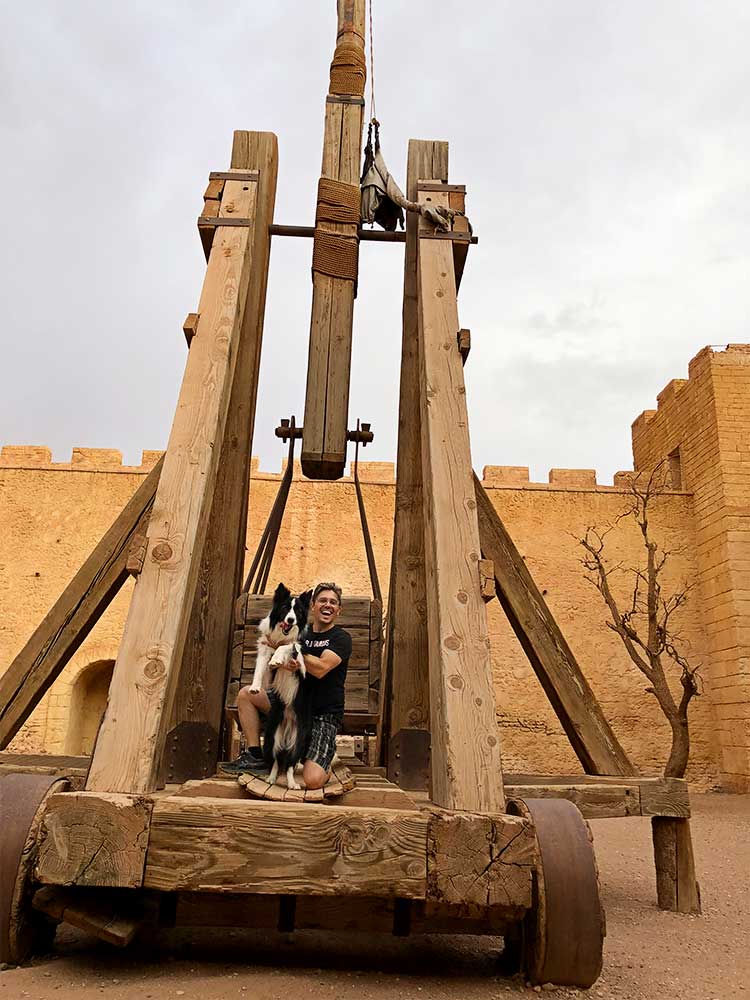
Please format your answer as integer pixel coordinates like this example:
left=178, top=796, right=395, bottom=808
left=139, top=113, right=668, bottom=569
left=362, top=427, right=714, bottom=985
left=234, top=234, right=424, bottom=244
left=219, top=750, right=268, bottom=775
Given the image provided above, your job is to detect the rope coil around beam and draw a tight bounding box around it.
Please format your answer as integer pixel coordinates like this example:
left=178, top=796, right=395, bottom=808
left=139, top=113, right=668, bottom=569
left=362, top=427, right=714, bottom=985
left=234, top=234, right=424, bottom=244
left=316, top=178, right=361, bottom=225
left=312, top=228, right=359, bottom=282
left=329, top=40, right=366, bottom=96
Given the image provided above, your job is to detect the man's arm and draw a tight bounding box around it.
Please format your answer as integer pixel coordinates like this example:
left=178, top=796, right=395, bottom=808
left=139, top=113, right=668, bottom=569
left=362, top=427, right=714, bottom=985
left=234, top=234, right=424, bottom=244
left=302, top=649, right=342, bottom=679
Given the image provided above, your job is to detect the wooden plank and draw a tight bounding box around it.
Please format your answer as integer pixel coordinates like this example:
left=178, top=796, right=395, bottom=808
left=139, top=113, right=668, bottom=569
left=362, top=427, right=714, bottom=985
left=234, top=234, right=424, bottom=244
left=416, top=183, right=504, bottom=813
left=243, top=594, right=371, bottom=628
left=36, top=792, right=152, bottom=888
left=0, top=458, right=163, bottom=750
left=505, top=782, right=640, bottom=819
left=651, top=817, right=701, bottom=913
left=86, top=171, right=262, bottom=795
left=383, top=140, right=449, bottom=764
left=474, top=474, right=636, bottom=778
left=167, top=132, right=279, bottom=783
left=0, top=753, right=88, bottom=779
left=426, top=811, right=535, bottom=910
left=301, top=1, right=365, bottom=480
left=639, top=777, right=691, bottom=817
left=32, top=886, right=147, bottom=948
left=144, top=796, right=428, bottom=897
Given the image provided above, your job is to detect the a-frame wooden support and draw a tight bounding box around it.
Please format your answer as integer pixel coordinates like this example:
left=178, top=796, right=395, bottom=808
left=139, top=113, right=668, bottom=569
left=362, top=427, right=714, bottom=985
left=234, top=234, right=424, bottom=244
left=86, top=135, right=278, bottom=794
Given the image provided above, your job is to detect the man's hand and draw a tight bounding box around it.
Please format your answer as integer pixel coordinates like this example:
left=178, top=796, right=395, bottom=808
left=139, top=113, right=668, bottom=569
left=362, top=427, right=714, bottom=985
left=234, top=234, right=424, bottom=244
left=276, top=658, right=299, bottom=673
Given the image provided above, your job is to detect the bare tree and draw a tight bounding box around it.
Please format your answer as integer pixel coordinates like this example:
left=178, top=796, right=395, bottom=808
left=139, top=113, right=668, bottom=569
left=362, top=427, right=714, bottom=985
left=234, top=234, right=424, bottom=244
left=579, top=462, right=700, bottom=778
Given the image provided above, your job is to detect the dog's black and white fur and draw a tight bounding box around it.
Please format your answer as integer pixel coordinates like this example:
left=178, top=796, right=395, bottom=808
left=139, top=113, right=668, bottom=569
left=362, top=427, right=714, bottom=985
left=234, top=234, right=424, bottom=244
left=249, top=583, right=313, bottom=789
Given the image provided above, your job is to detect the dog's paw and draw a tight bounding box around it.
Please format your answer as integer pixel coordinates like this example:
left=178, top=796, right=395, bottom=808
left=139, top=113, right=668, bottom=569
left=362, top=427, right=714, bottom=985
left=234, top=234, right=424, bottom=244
left=248, top=685, right=261, bottom=694
left=288, top=779, right=301, bottom=790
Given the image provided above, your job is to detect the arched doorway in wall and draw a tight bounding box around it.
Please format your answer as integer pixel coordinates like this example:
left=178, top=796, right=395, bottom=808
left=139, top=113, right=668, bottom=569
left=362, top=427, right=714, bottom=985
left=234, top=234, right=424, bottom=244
left=65, top=659, right=114, bottom=756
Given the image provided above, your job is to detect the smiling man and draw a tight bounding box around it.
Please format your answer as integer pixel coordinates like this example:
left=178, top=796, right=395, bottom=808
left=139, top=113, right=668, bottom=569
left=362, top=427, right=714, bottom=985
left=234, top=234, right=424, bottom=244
left=223, top=582, right=351, bottom=789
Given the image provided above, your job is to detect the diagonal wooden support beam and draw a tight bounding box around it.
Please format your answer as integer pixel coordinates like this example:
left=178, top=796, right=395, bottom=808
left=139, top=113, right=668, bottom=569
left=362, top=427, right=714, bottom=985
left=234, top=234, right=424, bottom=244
left=87, top=162, right=267, bottom=794
left=381, top=140, right=448, bottom=777
left=164, top=132, right=278, bottom=783
left=0, top=458, right=163, bottom=750
left=301, top=0, right=366, bottom=480
left=474, top=473, right=636, bottom=777
left=416, top=178, right=504, bottom=812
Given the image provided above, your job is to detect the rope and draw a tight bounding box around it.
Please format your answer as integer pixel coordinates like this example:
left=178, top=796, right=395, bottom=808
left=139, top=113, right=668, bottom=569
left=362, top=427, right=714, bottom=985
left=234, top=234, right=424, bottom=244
left=312, top=228, right=359, bottom=282
left=316, top=178, right=361, bottom=225
left=367, top=0, right=377, bottom=125
left=329, top=40, right=366, bottom=96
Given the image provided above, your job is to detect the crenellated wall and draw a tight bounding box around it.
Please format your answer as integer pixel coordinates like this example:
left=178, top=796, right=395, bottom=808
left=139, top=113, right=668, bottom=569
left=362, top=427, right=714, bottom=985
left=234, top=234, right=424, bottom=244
left=631, top=344, right=750, bottom=790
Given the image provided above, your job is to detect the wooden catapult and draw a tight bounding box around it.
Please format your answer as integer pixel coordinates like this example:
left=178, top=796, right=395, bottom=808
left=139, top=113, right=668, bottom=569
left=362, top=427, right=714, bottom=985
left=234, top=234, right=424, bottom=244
left=0, top=2, right=701, bottom=987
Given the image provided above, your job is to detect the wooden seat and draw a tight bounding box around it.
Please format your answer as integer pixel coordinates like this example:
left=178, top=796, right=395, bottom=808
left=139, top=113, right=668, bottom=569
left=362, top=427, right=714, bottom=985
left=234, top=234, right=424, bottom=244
left=223, top=593, right=382, bottom=759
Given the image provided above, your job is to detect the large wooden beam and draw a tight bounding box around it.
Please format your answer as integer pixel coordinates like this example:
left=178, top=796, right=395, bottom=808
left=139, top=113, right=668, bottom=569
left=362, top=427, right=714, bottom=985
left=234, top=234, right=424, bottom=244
left=382, top=141, right=448, bottom=777
left=474, top=475, right=636, bottom=777
left=87, top=166, right=265, bottom=794
left=0, top=458, right=162, bottom=750
left=416, top=181, right=504, bottom=813
left=165, top=132, right=278, bottom=783
left=301, top=0, right=366, bottom=480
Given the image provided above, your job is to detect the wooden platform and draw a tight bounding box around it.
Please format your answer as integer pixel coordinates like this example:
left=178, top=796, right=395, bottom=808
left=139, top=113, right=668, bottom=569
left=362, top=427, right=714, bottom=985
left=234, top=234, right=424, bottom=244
left=238, top=762, right=354, bottom=801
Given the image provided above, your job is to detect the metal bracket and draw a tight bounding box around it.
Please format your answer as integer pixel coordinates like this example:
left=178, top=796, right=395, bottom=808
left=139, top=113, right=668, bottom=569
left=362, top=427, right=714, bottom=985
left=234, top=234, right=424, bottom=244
left=388, top=729, right=431, bottom=791
left=274, top=419, right=373, bottom=446
left=208, top=170, right=259, bottom=182
left=197, top=217, right=254, bottom=228
left=163, top=722, right=219, bottom=783
left=326, top=95, right=365, bottom=106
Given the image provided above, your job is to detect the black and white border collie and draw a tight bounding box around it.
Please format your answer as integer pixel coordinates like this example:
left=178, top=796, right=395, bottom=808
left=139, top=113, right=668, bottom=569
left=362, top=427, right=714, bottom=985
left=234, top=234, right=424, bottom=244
left=249, top=583, right=313, bottom=789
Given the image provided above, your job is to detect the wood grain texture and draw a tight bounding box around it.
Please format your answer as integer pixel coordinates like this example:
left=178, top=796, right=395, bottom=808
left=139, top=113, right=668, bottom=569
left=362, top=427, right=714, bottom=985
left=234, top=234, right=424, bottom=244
left=639, top=777, right=691, bottom=817
left=86, top=173, right=261, bottom=794
left=427, top=811, right=535, bottom=910
left=0, top=459, right=162, bottom=750
left=36, top=792, right=152, bottom=889
left=651, top=817, right=701, bottom=913
left=384, top=140, right=449, bottom=757
left=505, top=782, right=640, bottom=819
left=144, top=796, right=427, bottom=897
left=474, top=474, right=636, bottom=778
left=301, top=3, right=365, bottom=480
left=168, top=133, right=278, bottom=783
left=417, top=185, right=504, bottom=812
left=32, top=886, right=147, bottom=947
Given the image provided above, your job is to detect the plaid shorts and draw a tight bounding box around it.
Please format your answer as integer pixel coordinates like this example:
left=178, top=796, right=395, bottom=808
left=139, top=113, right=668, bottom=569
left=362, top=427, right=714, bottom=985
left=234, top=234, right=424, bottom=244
left=305, top=713, right=342, bottom=772
left=265, top=694, right=341, bottom=772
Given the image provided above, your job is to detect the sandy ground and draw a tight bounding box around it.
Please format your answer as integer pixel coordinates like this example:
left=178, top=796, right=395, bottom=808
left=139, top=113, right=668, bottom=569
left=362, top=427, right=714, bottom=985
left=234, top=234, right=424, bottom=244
left=2, top=793, right=748, bottom=1000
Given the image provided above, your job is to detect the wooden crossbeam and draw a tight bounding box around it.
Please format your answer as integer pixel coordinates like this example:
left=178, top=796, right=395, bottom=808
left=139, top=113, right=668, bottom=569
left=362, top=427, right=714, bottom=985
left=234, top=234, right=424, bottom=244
left=416, top=179, right=504, bottom=813
left=86, top=165, right=266, bottom=795
left=165, top=132, right=278, bottom=783
left=301, top=0, right=366, bottom=480
left=381, top=141, right=448, bottom=773
left=0, top=458, right=162, bottom=750
left=473, top=475, right=636, bottom=777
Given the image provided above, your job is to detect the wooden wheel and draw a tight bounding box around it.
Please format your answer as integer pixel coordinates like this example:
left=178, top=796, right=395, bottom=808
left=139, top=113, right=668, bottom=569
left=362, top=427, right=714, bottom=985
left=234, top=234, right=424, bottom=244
left=0, top=773, right=68, bottom=965
left=506, top=797, right=605, bottom=988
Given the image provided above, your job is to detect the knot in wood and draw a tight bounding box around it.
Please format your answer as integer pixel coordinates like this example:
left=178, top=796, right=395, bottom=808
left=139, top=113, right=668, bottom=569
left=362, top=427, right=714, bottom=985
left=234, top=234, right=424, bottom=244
left=151, top=542, right=173, bottom=563
left=466, top=497, right=476, bottom=510
left=144, top=659, right=166, bottom=680
left=449, top=673, right=464, bottom=690
left=456, top=590, right=468, bottom=604
left=335, top=820, right=366, bottom=854
left=486, top=734, right=498, bottom=748
left=224, top=203, right=235, bottom=213
left=444, top=634, right=462, bottom=652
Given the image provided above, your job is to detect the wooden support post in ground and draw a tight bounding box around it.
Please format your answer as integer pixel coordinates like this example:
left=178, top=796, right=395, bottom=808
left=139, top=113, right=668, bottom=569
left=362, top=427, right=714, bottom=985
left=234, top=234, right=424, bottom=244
left=474, top=474, right=636, bottom=777
left=381, top=140, right=448, bottom=780
left=416, top=178, right=504, bottom=813
left=86, top=161, right=266, bottom=794
left=301, top=0, right=366, bottom=479
left=651, top=817, right=701, bottom=913
left=164, top=132, right=278, bottom=783
left=0, top=458, right=162, bottom=750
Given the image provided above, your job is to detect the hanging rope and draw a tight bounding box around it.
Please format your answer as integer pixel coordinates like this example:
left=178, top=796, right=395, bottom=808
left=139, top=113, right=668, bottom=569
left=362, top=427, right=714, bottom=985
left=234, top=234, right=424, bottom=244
left=367, top=0, right=377, bottom=126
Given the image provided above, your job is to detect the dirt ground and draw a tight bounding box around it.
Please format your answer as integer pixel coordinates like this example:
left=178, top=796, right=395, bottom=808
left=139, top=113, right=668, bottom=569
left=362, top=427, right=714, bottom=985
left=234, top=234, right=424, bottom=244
left=2, top=793, right=747, bottom=1000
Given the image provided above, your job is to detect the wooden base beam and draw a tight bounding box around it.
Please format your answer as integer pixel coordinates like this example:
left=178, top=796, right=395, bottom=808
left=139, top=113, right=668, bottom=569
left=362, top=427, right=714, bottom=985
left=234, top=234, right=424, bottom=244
left=651, top=817, right=701, bottom=913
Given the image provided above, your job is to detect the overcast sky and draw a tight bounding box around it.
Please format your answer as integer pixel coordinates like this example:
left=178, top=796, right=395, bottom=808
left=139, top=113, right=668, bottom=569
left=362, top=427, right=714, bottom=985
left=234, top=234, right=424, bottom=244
left=1, top=1, right=748, bottom=484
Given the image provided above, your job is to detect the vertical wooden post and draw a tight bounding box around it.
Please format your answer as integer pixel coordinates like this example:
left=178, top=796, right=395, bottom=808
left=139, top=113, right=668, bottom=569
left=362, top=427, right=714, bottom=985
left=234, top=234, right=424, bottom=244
left=301, top=0, right=366, bottom=480
left=164, top=132, right=278, bottom=782
left=381, top=140, right=448, bottom=782
left=87, top=160, right=268, bottom=794
left=416, top=180, right=504, bottom=812
left=651, top=817, right=702, bottom=913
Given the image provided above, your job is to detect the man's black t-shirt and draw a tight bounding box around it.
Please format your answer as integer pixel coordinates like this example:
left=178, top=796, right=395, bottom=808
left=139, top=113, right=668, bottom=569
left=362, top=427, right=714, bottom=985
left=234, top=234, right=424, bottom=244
left=301, top=625, right=351, bottom=718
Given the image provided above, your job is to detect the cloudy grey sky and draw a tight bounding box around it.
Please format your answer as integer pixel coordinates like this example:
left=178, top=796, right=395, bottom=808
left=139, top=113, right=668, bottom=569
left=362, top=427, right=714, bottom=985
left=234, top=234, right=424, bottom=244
left=1, top=1, right=748, bottom=483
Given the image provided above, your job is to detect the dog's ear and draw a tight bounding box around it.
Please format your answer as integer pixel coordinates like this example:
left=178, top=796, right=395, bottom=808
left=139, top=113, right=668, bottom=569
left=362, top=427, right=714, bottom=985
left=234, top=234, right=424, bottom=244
left=273, top=582, right=291, bottom=604
left=299, top=588, right=313, bottom=609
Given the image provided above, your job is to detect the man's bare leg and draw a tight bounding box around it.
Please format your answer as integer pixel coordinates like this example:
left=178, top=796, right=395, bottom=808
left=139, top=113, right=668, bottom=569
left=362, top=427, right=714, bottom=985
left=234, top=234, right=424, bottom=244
left=237, top=685, right=270, bottom=749
left=302, top=759, right=329, bottom=790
